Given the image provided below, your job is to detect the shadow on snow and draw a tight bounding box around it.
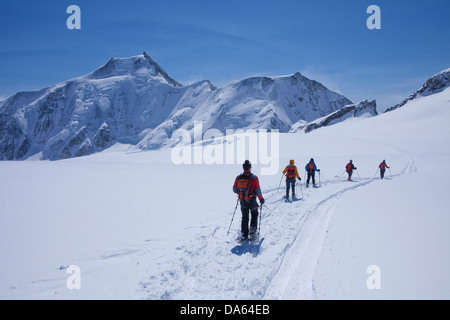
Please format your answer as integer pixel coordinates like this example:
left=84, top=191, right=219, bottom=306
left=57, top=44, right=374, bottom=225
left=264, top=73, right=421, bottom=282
left=231, top=238, right=265, bottom=257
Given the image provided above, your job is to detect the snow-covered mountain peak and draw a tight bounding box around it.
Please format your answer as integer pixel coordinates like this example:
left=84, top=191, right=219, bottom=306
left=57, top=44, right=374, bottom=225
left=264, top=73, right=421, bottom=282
left=87, top=52, right=183, bottom=87
left=237, top=72, right=320, bottom=86
left=0, top=53, right=356, bottom=160
left=385, top=67, right=450, bottom=113
left=141, top=52, right=183, bottom=87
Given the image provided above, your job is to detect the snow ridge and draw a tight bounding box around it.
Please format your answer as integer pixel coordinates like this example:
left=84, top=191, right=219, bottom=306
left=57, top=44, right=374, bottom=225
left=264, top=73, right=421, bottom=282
left=385, top=68, right=450, bottom=113
left=298, top=100, right=378, bottom=133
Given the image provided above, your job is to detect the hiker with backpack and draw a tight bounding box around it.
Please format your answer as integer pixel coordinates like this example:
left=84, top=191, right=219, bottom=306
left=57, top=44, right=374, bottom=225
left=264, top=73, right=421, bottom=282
left=379, top=160, right=390, bottom=179
left=282, top=159, right=301, bottom=200
left=346, top=160, right=357, bottom=181
left=305, top=158, right=320, bottom=187
left=232, top=160, right=265, bottom=241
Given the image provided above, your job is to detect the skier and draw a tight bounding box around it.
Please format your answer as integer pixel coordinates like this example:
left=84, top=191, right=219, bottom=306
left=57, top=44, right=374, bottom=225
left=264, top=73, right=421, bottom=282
left=282, top=159, right=301, bottom=200
left=305, top=158, right=320, bottom=187
left=232, top=160, right=265, bottom=241
left=379, top=160, right=390, bottom=179
left=346, top=160, right=357, bottom=181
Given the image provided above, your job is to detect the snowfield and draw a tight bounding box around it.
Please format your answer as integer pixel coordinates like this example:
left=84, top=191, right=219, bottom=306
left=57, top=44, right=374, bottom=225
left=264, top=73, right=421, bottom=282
left=0, top=86, right=449, bottom=300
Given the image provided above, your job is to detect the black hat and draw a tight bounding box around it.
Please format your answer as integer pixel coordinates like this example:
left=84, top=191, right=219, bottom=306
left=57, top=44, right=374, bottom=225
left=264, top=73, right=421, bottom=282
left=243, top=160, right=251, bottom=171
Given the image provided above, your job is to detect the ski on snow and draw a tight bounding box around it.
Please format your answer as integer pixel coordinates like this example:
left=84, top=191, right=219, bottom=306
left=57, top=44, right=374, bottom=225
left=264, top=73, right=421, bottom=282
left=282, top=195, right=301, bottom=203
left=236, top=234, right=260, bottom=244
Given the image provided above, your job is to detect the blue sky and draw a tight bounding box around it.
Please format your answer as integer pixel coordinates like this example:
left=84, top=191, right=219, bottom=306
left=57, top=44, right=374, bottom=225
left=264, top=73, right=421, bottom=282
left=0, top=0, right=449, bottom=111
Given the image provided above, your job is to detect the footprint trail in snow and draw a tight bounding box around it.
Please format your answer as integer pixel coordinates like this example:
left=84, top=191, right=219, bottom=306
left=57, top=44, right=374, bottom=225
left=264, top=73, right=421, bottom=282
left=139, top=172, right=395, bottom=300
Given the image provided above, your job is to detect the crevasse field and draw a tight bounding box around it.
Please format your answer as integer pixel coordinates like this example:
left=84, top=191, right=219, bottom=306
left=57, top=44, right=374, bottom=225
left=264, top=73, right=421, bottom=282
left=1, top=86, right=449, bottom=300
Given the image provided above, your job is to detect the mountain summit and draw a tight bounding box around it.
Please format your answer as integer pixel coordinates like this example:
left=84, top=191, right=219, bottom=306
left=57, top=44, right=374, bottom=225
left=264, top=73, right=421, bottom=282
left=0, top=53, right=354, bottom=160
left=87, top=52, right=183, bottom=87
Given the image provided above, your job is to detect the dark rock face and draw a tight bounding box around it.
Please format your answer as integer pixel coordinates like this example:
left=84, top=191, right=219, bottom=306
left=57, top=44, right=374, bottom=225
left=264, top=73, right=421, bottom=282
left=93, top=122, right=115, bottom=150
left=304, top=100, right=378, bottom=133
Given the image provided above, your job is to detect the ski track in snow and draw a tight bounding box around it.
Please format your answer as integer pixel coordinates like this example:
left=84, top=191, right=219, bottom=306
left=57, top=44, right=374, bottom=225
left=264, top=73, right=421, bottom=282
left=263, top=179, right=374, bottom=299
left=137, top=152, right=415, bottom=300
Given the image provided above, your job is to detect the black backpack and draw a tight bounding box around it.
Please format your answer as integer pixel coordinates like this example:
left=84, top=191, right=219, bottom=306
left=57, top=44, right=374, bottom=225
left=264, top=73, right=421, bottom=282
left=286, top=165, right=296, bottom=179
left=236, top=174, right=254, bottom=201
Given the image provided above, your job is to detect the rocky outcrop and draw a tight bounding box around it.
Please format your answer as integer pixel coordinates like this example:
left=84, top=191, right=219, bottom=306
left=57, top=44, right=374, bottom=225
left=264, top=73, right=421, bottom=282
left=302, top=100, right=378, bottom=133
left=385, top=68, right=450, bottom=113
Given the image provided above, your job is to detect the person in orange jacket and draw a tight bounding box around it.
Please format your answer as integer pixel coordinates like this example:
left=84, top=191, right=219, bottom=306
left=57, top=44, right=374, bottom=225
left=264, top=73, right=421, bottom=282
left=379, top=160, right=390, bottom=179
left=282, top=159, right=301, bottom=199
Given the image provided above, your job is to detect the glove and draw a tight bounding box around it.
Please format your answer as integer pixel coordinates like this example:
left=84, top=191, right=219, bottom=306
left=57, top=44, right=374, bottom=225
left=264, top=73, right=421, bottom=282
left=298, top=177, right=301, bottom=181
left=317, top=169, right=320, bottom=172
left=260, top=198, right=265, bottom=205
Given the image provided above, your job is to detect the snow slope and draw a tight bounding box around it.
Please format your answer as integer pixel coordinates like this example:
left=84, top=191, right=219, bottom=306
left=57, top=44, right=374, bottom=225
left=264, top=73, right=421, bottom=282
left=0, top=86, right=449, bottom=300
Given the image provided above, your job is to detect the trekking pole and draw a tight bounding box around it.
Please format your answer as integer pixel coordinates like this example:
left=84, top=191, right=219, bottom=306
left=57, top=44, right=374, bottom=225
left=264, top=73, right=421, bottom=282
left=277, top=174, right=284, bottom=191
left=227, top=197, right=239, bottom=236
left=257, top=203, right=262, bottom=241
left=294, top=179, right=301, bottom=198
left=339, top=170, right=346, bottom=180
left=373, top=168, right=379, bottom=179
left=319, top=172, right=321, bottom=186
left=356, top=169, right=361, bottom=180
left=299, top=179, right=304, bottom=198
left=389, top=168, right=393, bottom=178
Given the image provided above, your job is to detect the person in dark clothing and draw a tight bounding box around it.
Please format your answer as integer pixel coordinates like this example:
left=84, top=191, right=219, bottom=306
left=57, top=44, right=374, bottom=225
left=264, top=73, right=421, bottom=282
left=379, top=160, right=390, bottom=179
left=346, top=160, right=357, bottom=181
left=305, top=158, right=320, bottom=187
left=232, top=160, right=265, bottom=240
left=282, top=159, right=301, bottom=199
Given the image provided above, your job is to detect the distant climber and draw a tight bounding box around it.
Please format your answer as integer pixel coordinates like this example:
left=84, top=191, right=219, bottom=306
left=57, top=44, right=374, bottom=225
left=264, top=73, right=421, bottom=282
left=282, top=159, right=301, bottom=199
left=379, top=160, right=390, bottom=179
left=346, top=160, right=357, bottom=181
left=305, top=158, right=320, bottom=187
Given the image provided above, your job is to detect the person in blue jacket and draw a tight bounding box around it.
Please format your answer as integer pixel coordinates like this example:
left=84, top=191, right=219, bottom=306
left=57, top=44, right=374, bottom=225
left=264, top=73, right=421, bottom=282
left=305, top=158, right=320, bottom=187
